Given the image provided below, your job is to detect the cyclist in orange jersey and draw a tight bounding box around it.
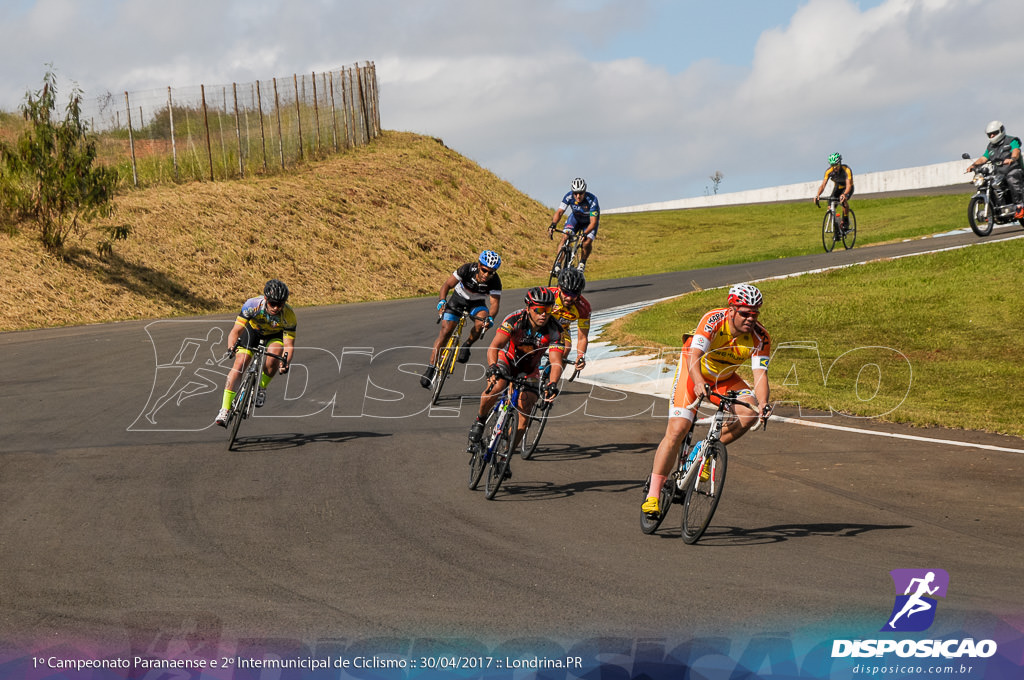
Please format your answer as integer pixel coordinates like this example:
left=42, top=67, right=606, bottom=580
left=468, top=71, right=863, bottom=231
left=641, top=283, right=772, bottom=516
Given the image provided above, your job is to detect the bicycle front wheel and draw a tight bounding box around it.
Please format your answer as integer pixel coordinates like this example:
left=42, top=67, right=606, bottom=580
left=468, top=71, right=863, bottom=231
left=431, top=335, right=457, bottom=406
left=468, top=408, right=499, bottom=490
left=547, top=247, right=567, bottom=286
left=227, top=369, right=257, bottom=451
left=842, top=209, right=857, bottom=250
left=520, top=398, right=551, bottom=460
left=484, top=418, right=514, bottom=499
left=821, top=212, right=836, bottom=253
left=681, top=441, right=728, bottom=544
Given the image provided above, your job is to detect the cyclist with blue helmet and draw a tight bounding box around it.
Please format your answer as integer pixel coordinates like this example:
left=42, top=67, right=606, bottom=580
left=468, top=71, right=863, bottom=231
left=813, top=153, right=855, bottom=231
left=548, top=177, right=600, bottom=274
left=421, top=250, right=504, bottom=389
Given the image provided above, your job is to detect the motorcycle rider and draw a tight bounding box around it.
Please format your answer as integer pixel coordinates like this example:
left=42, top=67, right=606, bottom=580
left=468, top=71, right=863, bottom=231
left=965, top=120, right=1024, bottom=219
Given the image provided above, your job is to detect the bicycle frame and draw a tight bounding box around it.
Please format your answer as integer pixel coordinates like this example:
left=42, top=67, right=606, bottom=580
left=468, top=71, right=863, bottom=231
left=479, top=375, right=537, bottom=498
left=819, top=195, right=856, bottom=252
left=640, top=389, right=764, bottom=541
left=430, top=308, right=484, bottom=406
left=548, top=229, right=585, bottom=285
left=225, top=340, right=288, bottom=450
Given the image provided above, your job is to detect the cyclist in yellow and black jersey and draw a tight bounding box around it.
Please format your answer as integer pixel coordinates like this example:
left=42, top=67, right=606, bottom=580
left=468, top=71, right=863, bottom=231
left=544, top=268, right=592, bottom=372
left=215, top=279, right=296, bottom=427
left=814, top=152, right=854, bottom=230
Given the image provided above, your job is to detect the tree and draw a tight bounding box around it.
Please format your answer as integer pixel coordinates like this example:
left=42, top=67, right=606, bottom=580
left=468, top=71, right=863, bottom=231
left=0, top=69, right=125, bottom=253
left=709, top=170, right=724, bottom=195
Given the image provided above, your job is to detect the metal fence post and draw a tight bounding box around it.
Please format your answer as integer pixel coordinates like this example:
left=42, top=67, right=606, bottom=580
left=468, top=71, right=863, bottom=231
left=233, top=83, right=243, bottom=178
left=167, top=87, right=179, bottom=180
left=124, top=91, right=139, bottom=187
left=200, top=84, right=214, bottom=181
left=257, top=81, right=268, bottom=173
left=273, top=77, right=285, bottom=170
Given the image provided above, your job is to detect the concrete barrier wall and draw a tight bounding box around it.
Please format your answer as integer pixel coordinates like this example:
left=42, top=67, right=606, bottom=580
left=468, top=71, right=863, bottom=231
left=605, top=159, right=974, bottom=214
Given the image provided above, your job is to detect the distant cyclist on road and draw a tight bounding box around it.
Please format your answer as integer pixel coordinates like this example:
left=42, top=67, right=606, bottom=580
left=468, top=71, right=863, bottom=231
left=641, top=284, right=772, bottom=517
left=548, top=177, right=599, bottom=274
left=814, top=153, right=854, bottom=232
left=215, top=279, right=295, bottom=427
left=965, top=120, right=1024, bottom=219
left=420, top=250, right=503, bottom=389
left=467, top=287, right=570, bottom=479
left=542, top=268, right=592, bottom=374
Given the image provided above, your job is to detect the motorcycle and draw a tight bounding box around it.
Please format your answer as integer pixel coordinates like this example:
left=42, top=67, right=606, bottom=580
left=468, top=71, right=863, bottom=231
left=961, top=152, right=1024, bottom=236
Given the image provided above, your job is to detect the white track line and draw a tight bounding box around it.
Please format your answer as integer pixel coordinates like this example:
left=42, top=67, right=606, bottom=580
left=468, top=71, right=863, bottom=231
left=765, top=415, right=1024, bottom=454
left=583, top=233, right=1024, bottom=454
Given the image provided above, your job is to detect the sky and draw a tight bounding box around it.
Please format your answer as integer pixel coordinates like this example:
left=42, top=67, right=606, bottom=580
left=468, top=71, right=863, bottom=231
left=2, top=0, right=1024, bottom=209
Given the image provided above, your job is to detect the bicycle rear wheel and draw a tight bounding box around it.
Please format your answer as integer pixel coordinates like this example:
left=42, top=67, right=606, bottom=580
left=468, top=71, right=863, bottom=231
left=842, top=209, right=857, bottom=249
left=227, top=369, right=257, bottom=451
left=520, top=398, right=551, bottom=460
left=484, top=419, right=514, bottom=499
left=468, top=408, right=499, bottom=490
left=681, top=441, right=728, bottom=543
left=821, top=212, right=837, bottom=253
left=639, top=472, right=679, bottom=535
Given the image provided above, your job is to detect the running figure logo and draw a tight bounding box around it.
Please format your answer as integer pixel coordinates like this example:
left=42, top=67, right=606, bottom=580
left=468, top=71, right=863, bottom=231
left=882, top=568, right=949, bottom=632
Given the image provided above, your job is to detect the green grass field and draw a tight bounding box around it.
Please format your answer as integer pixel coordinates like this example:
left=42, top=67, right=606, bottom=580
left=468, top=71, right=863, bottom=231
left=600, top=235, right=1024, bottom=438
left=595, top=193, right=969, bottom=278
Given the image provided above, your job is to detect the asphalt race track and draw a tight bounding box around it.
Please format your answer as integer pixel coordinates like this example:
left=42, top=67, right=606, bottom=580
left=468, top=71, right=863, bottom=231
left=3, top=225, right=1023, bottom=659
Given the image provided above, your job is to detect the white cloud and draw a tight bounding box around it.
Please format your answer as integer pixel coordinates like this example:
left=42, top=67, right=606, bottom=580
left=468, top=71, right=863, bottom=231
left=3, top=0, right=1023, bottom=207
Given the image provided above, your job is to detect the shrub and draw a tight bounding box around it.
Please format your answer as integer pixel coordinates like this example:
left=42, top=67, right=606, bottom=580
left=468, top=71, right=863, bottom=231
left=0, top=69, right=126, bottom=253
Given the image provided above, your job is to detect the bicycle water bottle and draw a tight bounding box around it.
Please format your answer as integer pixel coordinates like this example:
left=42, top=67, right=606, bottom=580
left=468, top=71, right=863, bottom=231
left=685, top=440, right=704, bottom=470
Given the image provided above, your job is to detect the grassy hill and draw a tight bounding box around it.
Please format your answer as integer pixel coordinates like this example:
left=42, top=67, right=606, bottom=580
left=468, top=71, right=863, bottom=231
left=2, top=131, right=553, bottom=332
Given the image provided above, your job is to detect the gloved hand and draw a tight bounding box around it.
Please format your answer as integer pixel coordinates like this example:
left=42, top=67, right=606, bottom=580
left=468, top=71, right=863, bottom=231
left=486, top=363, right=511, bottom=381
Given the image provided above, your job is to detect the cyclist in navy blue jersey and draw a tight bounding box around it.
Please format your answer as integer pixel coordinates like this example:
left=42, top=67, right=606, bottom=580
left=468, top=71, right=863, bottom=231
left=548, top=177, right=599, bottom=274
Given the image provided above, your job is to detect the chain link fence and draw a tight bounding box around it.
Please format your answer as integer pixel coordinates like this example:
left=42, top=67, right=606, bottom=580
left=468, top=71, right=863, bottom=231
left=79, top=62, right=379, bottom=187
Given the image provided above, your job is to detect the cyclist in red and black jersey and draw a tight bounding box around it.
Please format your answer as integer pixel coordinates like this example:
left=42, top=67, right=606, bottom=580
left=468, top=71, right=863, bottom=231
left=467, top=287, right=570, bottom=477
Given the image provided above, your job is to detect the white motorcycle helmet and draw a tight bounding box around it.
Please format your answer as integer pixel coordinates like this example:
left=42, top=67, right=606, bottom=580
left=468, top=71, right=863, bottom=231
left=986, top=120, right=1005, bottom=145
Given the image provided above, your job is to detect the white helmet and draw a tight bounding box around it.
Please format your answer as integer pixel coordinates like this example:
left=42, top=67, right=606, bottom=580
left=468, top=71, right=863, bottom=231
left=728, top=283, right=763, bottom=308
left=570, top=177, right=587, bottom=193
left=986, top=120, right=1005, bottom=144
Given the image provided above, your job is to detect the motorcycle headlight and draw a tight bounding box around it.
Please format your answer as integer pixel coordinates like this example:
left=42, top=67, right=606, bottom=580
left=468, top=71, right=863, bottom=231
left=974, top=175, right=985, bottom=187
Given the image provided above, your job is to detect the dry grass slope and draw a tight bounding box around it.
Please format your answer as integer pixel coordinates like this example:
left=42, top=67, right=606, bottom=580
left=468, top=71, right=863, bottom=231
left=2, top=131, right=553, bottom=332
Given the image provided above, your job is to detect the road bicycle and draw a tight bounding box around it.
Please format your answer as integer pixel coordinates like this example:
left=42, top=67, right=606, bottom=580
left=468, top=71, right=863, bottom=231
left=468, top=374, right=537, bottom=499
left=223, top=339, right=288, bottom=451
left=640, top=390, right=765, bottom=543
left=546, top=227, right=585, bottom=285
left=428, top=308, right=478, bottom=406
left=520, top=357, right=578, bottom=460
left=817, top=195, right=857, bottom=252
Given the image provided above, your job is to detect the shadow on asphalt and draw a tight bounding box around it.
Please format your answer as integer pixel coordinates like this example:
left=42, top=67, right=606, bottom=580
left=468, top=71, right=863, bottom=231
left=650, top=522, right=914, bottom=545
left=229, top=430, right=391, bottom=452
